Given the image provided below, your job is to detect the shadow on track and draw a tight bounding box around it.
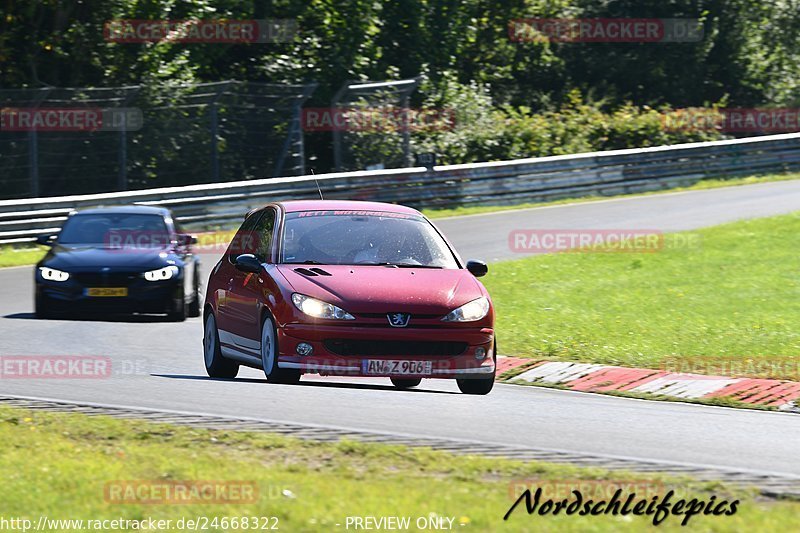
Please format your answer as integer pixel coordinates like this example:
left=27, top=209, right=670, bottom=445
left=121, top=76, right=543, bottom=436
left=4, top=312, right=197, bottom=324
left=152, top=373, right=457, bottom=394
left=152, top=373, right=266, bottom=384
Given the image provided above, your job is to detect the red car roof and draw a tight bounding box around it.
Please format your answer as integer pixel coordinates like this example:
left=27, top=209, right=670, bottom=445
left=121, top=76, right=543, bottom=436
left=278, top=200, right=422, bottom=216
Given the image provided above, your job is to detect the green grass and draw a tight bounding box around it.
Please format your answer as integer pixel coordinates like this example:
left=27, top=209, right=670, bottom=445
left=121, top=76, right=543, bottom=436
left=422, top=172, right=800, bottom=219
left=0, top=244, right=47, bottom=268
left=485, top=212, right=800, bottom=374
left=0, top=406, right=797, bottom=532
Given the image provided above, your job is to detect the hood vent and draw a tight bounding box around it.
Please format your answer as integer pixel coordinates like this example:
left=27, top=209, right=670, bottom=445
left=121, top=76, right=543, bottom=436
left=293, top=267, right=332, bottom=277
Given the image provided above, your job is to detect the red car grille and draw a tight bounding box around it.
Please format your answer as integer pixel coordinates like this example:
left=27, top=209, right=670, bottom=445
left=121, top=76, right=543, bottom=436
left=324, top=339, right=468, bottom=357
left=356, top=313, right=441, bottom=320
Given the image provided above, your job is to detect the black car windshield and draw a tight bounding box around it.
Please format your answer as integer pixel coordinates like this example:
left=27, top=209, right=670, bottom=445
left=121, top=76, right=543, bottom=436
left=57, top=213, right=170, bottom=246
left=281, top=210, right=459, bottom=268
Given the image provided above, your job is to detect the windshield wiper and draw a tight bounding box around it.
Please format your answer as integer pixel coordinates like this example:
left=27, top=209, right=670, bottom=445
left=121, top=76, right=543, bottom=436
left=351, top=262, right=443, bottom=269
left=394, top=263, right=443, bottom=269
left=285, top=260, right=324, bottom=265
left=352, top=262, right=399, bottom=267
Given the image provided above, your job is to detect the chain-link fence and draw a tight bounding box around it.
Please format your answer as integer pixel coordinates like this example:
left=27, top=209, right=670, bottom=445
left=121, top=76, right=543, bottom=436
left=330, top=78, right=420, bottom=172
left=0, top=81, right=317, bottom=199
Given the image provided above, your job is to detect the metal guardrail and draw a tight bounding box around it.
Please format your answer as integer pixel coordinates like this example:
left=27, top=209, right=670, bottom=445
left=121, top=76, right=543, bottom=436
left=1, top=132, right=799, bottom=244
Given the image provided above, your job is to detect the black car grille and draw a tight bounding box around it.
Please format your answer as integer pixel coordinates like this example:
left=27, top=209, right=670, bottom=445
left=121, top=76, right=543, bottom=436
left=72, top=272, right=140, bottom=286
left=324, top=339, right=467, bottom=357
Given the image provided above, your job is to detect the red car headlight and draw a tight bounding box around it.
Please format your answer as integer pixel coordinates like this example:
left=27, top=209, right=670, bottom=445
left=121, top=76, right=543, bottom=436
left=442, top=297, right=490, bottom=322
left=291, top=293, right=355, bottom=320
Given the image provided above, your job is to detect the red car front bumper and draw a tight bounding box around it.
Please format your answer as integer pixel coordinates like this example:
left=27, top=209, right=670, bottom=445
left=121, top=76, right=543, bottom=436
left=276, top=323, right=495, bottom=379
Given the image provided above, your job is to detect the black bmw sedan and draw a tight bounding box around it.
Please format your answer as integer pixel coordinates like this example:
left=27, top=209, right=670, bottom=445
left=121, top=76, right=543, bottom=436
left=34, top=206, right=200, bottom=321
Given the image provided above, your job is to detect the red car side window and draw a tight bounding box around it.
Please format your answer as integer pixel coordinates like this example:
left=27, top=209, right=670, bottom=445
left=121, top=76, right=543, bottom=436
left=227, top=211, right=263, bottom=264
left=253, top=208, right=276, bottom=263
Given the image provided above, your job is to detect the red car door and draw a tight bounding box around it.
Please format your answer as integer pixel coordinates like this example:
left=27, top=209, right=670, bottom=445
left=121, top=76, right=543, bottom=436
left=218, top=208, right=276, bottom=358
left=216, top=211, right=261, bottom=357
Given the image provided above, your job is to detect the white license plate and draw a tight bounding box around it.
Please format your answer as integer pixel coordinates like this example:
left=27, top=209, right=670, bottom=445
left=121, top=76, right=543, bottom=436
left=362, top=360, right=432, bottom=376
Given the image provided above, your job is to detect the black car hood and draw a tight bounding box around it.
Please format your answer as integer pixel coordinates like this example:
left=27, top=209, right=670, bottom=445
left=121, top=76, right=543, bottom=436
left=41, top=245, right=176, bottom=271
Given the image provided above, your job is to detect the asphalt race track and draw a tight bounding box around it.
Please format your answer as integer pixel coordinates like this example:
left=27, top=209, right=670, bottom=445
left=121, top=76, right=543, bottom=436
left=2, top=181, right=800, bottom=483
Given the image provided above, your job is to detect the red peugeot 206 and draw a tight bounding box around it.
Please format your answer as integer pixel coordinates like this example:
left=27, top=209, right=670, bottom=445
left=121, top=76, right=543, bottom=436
left=202, top=200, right=496, bottom=394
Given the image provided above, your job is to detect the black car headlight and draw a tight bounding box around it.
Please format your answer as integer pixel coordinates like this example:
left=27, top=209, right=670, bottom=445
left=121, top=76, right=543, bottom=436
left=143, top=265, right=180, bottom=281
left=39, top=267, right=70, bottom=282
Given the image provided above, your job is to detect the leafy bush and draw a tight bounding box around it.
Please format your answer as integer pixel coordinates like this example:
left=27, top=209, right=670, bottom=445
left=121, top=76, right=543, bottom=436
left=412, top=83, right=727, bottom=165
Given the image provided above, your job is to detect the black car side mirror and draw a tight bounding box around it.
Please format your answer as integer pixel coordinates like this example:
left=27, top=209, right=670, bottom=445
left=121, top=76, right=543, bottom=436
left=234, top=254, right=262, bottom=273
left=178, top=234, right=197, bottom=246
left=35, top=234, right=56, bottom=246
left=466, top=260, right=488, bottom=277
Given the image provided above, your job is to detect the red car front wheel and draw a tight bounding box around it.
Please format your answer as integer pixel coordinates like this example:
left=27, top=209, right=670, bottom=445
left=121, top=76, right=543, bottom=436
left=390, top=377, right=421, bottom=389
left=203, top=313, right=239, bottom=378
left=456, top=352, right=496, bottom=395
left=261, top=316, right=301, bottom=384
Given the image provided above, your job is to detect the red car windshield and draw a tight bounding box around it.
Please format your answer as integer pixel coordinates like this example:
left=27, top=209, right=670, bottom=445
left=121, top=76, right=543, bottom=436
left=281, top=210, right=459, bottom=268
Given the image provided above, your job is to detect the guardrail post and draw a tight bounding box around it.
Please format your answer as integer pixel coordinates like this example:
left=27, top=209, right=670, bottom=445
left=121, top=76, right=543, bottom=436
left=208, top=82, right=231, bottom=183
left=331, top=82, right=349, bottom=172
left=273, top=104, right=298, bottom=178
left=27, top=87, right=51, bottom=197
left=117, top=86, right=140, bottom=191
left=118, top=127, right=127, bottom=191
left=210, top=104, right=219, bottom=182
left=274, top=83, right=317, bottom=177
left=28, top=130, right=39, bottom=197
left=401, top=94, right=411, bottom=167
left=295, top=105, right=306, bottom=176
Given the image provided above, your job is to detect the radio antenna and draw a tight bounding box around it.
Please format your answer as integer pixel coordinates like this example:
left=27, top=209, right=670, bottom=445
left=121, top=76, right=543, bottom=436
left=311, top=169, right=324, bottom=200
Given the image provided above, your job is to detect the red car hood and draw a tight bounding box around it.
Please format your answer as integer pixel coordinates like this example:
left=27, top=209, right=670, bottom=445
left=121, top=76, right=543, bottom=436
left=275, top=265, right=485, bottom=315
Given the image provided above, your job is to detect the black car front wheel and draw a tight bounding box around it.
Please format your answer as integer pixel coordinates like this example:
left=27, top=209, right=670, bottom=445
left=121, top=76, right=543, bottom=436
left=35, top=294, right=56, bottom=319
left=187, top=267, right=201, bottom=318
left=168, top=289, right=187, bottom=322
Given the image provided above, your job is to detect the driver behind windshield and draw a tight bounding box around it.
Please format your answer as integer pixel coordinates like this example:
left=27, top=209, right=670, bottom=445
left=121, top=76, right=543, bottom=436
left=353, top=222, right=422, bottom=264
